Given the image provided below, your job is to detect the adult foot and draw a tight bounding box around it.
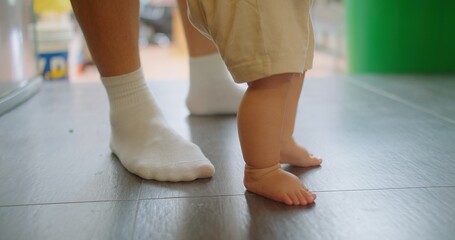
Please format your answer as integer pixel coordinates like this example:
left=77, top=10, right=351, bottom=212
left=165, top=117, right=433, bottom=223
left=244, top=164, right=316, bottom=206
left=103, top=69, right=215, bottom=181
left=110, top=111, right=215, bottom=181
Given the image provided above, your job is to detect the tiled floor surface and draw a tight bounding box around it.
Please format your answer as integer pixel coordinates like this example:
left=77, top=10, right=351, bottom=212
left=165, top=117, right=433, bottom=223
left=1, top=75, right=454, bottom=240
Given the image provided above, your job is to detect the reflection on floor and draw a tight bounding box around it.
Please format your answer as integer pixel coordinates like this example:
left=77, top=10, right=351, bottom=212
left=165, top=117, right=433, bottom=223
left=1, top=74, right=454, bottom=239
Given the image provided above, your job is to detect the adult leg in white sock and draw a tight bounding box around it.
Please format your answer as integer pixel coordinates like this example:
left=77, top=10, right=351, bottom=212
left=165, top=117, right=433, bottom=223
left=186, top=53, right=245, bottom=115
left=102, top=68, right=215, bottom=181
left=70, top=0, right=214, bottom=181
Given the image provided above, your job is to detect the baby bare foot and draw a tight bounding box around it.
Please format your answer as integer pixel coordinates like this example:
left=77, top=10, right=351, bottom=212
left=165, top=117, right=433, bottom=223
left=244, top=163, right=316, bottom=206
left=280, top=139, right=322, bottom=167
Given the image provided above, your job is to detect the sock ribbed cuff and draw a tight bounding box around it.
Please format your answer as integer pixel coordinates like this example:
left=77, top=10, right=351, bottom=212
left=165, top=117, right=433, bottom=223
left=189, top=52, right=224, bottom=65
left=101, top=68, right=144, bottom=86
left=101, top=68, right=154, bottom=112
left=189, top=53, right=230, bottom=80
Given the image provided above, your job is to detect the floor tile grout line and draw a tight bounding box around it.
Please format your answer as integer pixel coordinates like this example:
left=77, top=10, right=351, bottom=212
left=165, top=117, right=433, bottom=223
left=137, top=193, right=246, bottom=201
left=343, top=78, right=455, bottom=126
left=136, top=180, right=143, bottom=202
left=0, top=199, right=137, bottom=208
left=313, top=185, right=455, bottom=194
left=1, top=185, right=454, bottom=208
left=131, top=179, right=143, bottom=240
left=137, top=185, right=455, bottom=201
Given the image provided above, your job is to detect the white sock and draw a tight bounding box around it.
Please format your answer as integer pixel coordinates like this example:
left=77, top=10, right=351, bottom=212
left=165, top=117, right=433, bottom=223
left=101, top=68, right=215, bottom=181
left=186, top=53, right=245, bottom=115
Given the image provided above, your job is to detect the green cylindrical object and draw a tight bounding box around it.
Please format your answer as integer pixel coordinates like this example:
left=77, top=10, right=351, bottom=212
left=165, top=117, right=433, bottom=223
left=345, top=0, right=455, bottom=73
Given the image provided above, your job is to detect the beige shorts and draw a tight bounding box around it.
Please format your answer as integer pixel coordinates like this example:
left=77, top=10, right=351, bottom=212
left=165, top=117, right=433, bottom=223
left=187, top=0, right=314, bottom=83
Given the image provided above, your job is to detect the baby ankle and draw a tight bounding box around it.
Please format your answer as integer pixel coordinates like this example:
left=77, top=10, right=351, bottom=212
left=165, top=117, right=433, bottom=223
left=244, top=163, right=281, bottom=181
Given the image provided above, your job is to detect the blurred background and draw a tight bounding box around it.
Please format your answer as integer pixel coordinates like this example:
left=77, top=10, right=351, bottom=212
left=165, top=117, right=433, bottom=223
left=1, top=0, right=454, bottom=115
left=34, top=0, right=348, bottom=82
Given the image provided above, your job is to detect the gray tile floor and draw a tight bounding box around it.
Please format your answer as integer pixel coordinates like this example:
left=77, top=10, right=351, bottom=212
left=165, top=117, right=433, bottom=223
left=1, top=75, right=454, bottom=240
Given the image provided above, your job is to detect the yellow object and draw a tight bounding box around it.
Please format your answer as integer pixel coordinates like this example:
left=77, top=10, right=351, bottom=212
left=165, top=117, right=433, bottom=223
left=34, top=0, right=72, bottom=14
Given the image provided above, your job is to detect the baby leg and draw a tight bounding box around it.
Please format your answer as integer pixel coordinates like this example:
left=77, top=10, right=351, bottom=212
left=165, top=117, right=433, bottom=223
left=238, top=73, right=316, bottom=206
left=280, top=73, right=323, bottom=167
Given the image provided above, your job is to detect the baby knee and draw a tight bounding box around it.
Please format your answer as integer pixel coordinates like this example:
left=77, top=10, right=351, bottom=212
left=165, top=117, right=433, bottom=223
left=248, top=73, right=296, bottom=89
